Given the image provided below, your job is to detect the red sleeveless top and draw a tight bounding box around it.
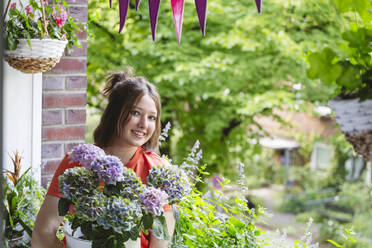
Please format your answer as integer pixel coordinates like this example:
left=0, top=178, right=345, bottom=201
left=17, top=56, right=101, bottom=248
left=47, top=146, right=171, bottom=248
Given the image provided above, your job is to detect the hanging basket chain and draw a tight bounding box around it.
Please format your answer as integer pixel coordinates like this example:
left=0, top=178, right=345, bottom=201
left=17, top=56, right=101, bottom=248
left=3, top=0, right=12, bottom=21
left=39, top=0, right=49, bottom=37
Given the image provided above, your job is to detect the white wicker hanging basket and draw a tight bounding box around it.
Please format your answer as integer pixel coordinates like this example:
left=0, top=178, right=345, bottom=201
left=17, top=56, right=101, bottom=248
left=329, top=97, right=372, bottom=161
left=5, top=38, right=68, bottom=74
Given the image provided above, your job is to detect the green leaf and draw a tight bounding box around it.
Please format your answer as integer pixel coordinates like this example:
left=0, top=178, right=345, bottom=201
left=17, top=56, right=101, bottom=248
left=172, top=205, right=180, bottom=223
left=58, top=198, right=71, bottom=216
left=37, top=21, right=44, bottom=37
left=62, top=0, right=69, bottom=8
left=152, top=216, right=170, bottom=241
left=143, top=213, right=153, bottom=230
left=22, top=13, right=30, bottom=29
left=332, top=0, right=371, bottom=22
left=18, top=218, right=33, bottom=237
left=6, top=34, right=17, bottom=50
left=129, top=227, right=139, bottom=241
left=307, top=48, right=343, bottom=84
left=327, top=239, right=343, bottom=247
left=336, top=65, right=362, bottom=90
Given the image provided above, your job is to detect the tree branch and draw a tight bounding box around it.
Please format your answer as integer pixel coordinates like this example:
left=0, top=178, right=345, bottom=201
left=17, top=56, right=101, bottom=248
left=221, top=118, right=241, bottom=140
left=91, top=20, right=116, bottom=41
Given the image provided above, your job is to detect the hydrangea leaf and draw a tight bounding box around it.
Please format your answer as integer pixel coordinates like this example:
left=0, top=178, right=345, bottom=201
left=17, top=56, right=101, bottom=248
left=143, top=213, right=154, bottom=229
left=152, top=216, right=170, bottom=240
left=58, top=197, right=71, bottom=216
left=171, top=0, right=185, bottom=44
left=173, top=205, right=180, bottom=223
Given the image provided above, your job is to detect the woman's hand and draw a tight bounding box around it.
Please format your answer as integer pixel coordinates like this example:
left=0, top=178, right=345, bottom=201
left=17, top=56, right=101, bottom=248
left=149, top=210, right=176, bottom=248
left=31, top=195, right=64, bottom=248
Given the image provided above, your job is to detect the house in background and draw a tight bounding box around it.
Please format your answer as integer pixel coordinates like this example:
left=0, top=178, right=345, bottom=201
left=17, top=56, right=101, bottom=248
left=253, top=106, right=340, bottom=183
left=254, top=105, right=372, bottom=184
left=2, top=0, right=88, bottom=187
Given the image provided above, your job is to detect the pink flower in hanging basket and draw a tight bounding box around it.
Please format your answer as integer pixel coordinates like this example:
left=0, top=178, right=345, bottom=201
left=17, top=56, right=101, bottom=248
left=53, top=5, right=68, bottom=27
left=55, top=17, right=64, bottom=27
left=25, top=6, right=33, bottom=15
left=10, top=3, right=16, bottom=10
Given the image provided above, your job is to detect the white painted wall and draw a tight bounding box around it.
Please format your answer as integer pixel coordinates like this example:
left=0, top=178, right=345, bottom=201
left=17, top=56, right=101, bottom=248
left=3, top=63, right=42, bottom=183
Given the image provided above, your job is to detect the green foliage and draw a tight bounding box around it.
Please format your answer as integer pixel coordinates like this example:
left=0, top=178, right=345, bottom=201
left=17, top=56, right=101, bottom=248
left=323, top=133, right=354, bottom=188
left=2, top=165, right=46, bottom=246
left=3, top=0, right=85, bottom=51
left=171, top=189, right=261, bottom=248
left=152, top=216, right=170, bottom=241
left=307, top=0, right=372, bottom=99
left=87, top=0, right=345, bottom=175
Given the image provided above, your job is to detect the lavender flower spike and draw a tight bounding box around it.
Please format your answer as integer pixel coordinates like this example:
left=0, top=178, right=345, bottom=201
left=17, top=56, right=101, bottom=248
left=69, top=144, right=105, bottom=169
left=159, top=122, right=171, bottom=145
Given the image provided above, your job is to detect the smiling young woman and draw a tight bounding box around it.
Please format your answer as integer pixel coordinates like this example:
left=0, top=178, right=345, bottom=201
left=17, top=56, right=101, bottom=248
left=31, top=68, right=175, bottom=248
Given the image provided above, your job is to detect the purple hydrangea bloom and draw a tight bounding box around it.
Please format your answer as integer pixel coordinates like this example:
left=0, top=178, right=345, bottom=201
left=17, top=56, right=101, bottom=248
left=115, top=167, right=145, bottom=200
left=90, top=155, right=124, bottom=185
left=74, top=194, right=106, bottom=222
left=147, top=165, right=190, bottom=204
left=58, top=167, right=100, bottom=201
left=139, top=187, right=168, bottom=216
left=61, top=184, right=72, bottom=199
left=97, top=196, right=142, bottom=232
left=69, top=144, right=105, bottom=169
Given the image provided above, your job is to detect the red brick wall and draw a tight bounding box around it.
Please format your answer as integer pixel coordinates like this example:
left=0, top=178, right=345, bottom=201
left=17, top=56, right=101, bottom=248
left=41, top=0, right=88, bottom=187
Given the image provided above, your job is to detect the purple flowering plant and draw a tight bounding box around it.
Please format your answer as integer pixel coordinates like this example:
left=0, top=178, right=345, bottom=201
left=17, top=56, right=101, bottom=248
left=147, top=165, right=191, bottom=204
left=57, top=144, right=190, bottom=247
left=3, top=0, right=86, bottom=51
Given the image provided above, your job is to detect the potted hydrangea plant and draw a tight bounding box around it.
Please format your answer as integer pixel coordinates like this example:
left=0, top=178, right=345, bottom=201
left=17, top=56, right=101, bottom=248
left=58, top=144, right=189, bottom=248
left=307, top=0, right=372, bottom=161
left=3, top=0, right=86, bottom=73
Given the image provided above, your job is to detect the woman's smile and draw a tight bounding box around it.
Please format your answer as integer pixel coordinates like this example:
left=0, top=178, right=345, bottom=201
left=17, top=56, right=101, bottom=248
left=121, top=94, right=157, bottom=148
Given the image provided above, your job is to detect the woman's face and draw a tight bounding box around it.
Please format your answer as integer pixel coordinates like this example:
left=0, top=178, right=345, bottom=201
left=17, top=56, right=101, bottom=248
left=121, top=94, right=157, bottom=149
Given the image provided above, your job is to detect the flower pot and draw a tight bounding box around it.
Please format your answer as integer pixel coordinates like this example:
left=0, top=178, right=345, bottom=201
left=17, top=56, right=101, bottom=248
left=5, top=38, right=68, bottom=74
left=63, top=223, right=141, bottom=248
left=7, top=230, right=30, bottom=248
left=329, top=97, right=372, bottom=161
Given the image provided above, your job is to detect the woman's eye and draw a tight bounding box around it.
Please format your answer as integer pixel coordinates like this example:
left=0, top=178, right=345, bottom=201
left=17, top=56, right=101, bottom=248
left=149, top=116, right=157, bottom=121
left=131, top=111, right=140, bottom=116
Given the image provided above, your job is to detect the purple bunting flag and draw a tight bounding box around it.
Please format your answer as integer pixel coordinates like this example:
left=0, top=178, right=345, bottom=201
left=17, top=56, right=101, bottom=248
left=136, top=0, right=141, bottom=10
left=118, top=0, right=129, bottom=33
left=194, top=0, right=207, bottom=36
left=255, top=0, right=262, bottom=13
left=149, top=0, right=161, bottom=41
left=171, top=0, right=185, bottom=43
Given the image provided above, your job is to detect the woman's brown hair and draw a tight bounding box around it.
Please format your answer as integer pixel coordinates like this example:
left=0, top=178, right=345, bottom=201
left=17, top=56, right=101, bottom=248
left=93, top=68, right=161, bottom=152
